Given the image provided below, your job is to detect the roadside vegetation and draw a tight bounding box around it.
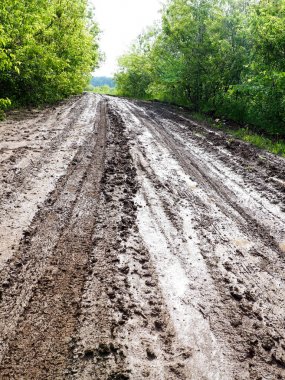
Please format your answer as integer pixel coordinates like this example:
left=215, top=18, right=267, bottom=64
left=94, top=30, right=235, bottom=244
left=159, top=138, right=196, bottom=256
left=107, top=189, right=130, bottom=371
left=230, top=129, right=285, bottom=157
left=91, top=76, right=115, bottom=88
left=190, top=112, right=285, bottom=157
left=0, top=0, right=100, bottom=118
left=86, top=76, right=117, bottom=95
left=92, top=85, right=117, bottom=95
left=115, top=0, right=285, bottom=154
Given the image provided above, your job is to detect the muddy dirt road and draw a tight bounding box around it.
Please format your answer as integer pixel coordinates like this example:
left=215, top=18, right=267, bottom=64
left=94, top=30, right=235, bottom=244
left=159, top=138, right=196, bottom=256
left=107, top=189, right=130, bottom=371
left=0, top=93, right=285, bottom=380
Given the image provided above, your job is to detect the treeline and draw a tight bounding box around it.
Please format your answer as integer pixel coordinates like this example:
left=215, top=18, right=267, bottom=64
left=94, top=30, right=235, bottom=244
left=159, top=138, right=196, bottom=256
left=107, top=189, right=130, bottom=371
left=91, top=76, right=115, bottom=88
left=115, top=0, right=285, bottom=136
left=0, top=0, right=100, bottom=117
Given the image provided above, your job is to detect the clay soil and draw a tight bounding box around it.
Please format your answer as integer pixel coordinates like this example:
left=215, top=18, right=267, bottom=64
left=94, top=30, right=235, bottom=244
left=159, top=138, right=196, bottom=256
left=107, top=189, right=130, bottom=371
left=0, top=93, right=285, bottom=380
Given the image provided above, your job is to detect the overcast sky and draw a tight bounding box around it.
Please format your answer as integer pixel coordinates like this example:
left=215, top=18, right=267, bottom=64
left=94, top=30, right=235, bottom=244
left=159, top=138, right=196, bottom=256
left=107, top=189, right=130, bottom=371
left=92, top=0, right=163, bottom=77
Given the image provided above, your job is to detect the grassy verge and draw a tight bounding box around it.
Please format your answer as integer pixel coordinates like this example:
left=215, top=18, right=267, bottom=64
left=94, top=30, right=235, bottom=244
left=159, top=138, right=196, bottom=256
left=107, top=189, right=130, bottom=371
left=93, top=86, right=117, bottom=96
left=231, top=128, right=285, bottom=157
left=190, top=112, right=285, bottom=157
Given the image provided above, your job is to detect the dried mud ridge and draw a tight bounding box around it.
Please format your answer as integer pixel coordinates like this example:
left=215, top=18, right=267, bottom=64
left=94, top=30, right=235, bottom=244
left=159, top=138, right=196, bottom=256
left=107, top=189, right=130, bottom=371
left=0, top=93, right=284, bottom=379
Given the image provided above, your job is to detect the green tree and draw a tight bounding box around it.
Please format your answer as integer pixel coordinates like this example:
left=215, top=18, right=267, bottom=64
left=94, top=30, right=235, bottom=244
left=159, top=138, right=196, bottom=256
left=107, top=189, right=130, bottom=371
left=149, top=0, right=217, bottom=108
left=245, top=0, right=285, bottom=132
left=116, top=0, right=285, bottom=136
left=115, top=28, right=157, bottom=99
left=0, top=0, right=100, bottom=113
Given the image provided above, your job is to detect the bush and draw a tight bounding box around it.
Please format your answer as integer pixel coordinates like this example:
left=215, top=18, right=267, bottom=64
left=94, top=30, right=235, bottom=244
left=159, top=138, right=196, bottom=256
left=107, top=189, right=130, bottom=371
left=0, top=98, right=11, bottom=120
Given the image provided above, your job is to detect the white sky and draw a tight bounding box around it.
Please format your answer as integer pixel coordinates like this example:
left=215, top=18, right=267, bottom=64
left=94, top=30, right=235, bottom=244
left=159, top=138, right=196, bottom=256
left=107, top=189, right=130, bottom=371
left=92, top=0, right=163, bottom=77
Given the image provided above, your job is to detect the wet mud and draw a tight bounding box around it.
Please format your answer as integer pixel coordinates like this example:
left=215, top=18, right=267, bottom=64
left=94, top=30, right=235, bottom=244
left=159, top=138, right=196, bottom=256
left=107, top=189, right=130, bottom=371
left=0, top=93, right=284, bottom=379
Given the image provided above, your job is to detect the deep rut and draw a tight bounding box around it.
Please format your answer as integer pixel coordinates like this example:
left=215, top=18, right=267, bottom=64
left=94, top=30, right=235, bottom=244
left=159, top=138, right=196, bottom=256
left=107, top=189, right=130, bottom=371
left=0, top=98, right=107, bottom=378
left=110, top=97, right=285, bottom=380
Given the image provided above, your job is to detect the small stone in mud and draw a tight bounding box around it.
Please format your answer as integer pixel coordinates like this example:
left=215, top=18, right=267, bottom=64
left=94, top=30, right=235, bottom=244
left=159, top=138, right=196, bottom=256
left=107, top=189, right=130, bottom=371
left=146, top=348, right=157, bottom=360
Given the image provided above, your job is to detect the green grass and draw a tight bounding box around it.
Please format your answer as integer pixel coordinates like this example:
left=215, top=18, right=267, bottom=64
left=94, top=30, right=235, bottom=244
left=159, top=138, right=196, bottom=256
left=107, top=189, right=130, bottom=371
left=189, top=112, right=285, bottom=157
left=231, top=128, right=285, bottom=157
left=93, top=85, right=117, bottom=96
left=191, top=112, right=212, bottom=124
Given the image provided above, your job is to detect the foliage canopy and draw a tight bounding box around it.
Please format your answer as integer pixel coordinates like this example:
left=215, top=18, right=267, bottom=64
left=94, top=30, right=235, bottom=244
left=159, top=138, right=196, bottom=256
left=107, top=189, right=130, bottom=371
left=0, top=0, right=100, bottom=115
left=115, top=0, right=285, bottom=136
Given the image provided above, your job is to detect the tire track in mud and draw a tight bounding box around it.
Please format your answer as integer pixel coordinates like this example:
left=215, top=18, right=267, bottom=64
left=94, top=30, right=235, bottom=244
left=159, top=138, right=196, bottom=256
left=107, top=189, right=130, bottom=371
left=0, top=94, right=99, bottom=267
left=68, top=104, right=192, bottom=380
left=0, top=95, right=193, bottom=379
left=135, top=149, right=285, bottom=380
left=0, top=95, right=83, bottom=188
left=124, top=101, right=284, bottom=256
left=138, top=101, right=285, bottom=199
left=0, top=93, right=285, bottom=380
left=110, top=97, right=285, bottom=380
left=0, top=98, right=107, bottom=378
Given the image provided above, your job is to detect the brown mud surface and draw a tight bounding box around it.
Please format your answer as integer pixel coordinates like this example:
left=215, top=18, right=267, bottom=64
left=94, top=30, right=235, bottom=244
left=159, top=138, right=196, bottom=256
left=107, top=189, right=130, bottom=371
left=0, top=93, right=284, bottom=379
